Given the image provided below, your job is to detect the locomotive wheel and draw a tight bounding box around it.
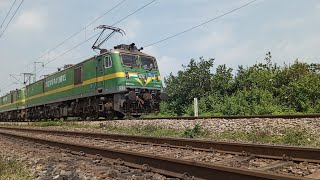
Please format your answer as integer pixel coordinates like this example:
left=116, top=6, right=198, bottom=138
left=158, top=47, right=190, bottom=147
left=89, top=112, right=99, bottom=120
left=92, top=113, right=100, bottom=120
left=80, top=113, right=87, bottom=121
left=132, top=115, right=141, bottom=118
left=115, top=112, right=125, bottom=119
left=105, top=111, right=115, bottom=120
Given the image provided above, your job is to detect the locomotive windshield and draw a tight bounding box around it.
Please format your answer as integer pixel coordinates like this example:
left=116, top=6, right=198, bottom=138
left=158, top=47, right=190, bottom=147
left=122, top=54, right=138, bottom=67
left=141, top=56, right=156, bottom=69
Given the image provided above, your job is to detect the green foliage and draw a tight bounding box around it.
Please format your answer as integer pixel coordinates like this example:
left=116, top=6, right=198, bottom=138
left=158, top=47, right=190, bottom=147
left=183, top=124, right=203, bottom=138
left=162, top=54, right=320, bottom=116
left=212, top=127, right=318, bottom=147
left=32, top=120, right=65, bottom=127
left=0, top=156, right=32, bottom=180
left=164, top=57, right=214, bottom=115
left=281, top=128, right=315, bottom=146
left=212, top=128, right=273, bottom=143
left=104, top=124, right=184, bottom=137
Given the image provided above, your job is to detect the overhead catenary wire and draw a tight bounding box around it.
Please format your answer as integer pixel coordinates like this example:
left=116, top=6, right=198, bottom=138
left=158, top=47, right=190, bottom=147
left=13, top=0, right=128, bottom=75
left=1, top=0, right=128, bottom=89
left=143, top=0, right=258, bottom=48
left=33, top=0, right=156, bottom=79
left=0, top=83, right=16, bottom=95
left=0, top=0, right=24, bottom=39
left=38, top=0, right=157, bottom=70
left=0, top=0, right=17, bottom=29
left=31, top=0, right=128, bottom=65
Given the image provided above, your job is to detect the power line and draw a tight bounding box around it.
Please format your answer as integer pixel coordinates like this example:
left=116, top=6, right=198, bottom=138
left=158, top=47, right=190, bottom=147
left=111, top=0, right=156, bottom=26
left=13, top=0, right=128, bottom=75
left=38, top=0, right=157, bottom=72
left=0, top=0, right=17, bottom=29
left=1, top=0, right=128, bottom=89
left=31, top=0, right=128, bottom=64
left=143, top=0, right=258, bottom=48
left=3, top=0, right=156, bottom=90
left=0, top=0, right=24, bottom=39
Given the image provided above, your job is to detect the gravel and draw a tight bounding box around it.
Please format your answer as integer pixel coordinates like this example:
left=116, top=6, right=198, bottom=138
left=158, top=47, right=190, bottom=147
left=2, top=118, right=320, bottom=135
left=2, top=129, right=320, bottom=178
left=0, top=134, right=171, bottom=179
left=73, top=118, right=320, bottom=134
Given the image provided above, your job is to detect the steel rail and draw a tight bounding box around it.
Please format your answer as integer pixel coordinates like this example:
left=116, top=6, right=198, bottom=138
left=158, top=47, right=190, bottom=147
left=1, top=126, right=320, bottom=164
left=0, top=130, right=306, bottom=180
left=1, top=114, right=320, bottom=123
left=139, top=114, right=320, bottom=120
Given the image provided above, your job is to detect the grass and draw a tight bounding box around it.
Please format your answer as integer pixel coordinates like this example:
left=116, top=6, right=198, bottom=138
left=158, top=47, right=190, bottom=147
left=211, top=128, right=320, bottom=147
left=0, top=120, right=98, bottom=129
left=0, top=156, right=32, bottom=180
left=2, top=120, right=319, bottom=147
left=103, top=124, right=184, bottom=137
left=102, top=125, right=320, bottom=147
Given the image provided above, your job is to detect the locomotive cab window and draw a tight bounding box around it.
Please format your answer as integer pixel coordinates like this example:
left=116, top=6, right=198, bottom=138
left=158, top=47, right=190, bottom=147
left=121, top=54, right=138, bottom=67
left=74, top=66, right=83, bottom=84
left=141, top=56, right=156, bottom=69
left=105, top=56, right=112, bottom=68
left=97, top=58, right=104, bottom=71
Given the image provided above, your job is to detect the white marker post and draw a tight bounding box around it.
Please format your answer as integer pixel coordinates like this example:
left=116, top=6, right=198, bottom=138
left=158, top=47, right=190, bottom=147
left=194, top=98, right=199, bottom=117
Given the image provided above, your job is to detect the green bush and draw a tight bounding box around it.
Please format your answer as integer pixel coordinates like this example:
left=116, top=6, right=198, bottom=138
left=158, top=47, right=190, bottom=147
left=183, top=124, right=203, bottom=138
left=162, top=55, right=320, bottom=116
left=282, top=128, right=315, bottom=146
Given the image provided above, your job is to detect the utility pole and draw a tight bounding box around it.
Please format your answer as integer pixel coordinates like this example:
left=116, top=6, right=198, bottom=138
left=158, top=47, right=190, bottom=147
left=21, top=73, right=35, bottom=85
left=194, top=98, right=199, bottom=117
left=34, top=61, right=44, bottom=82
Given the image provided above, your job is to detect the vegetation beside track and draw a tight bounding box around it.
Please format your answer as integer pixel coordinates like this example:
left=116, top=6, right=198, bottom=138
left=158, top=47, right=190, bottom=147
left=0, top=156, right=31, bottom=180
left=211, top=127, right=319, bottom=146
left=3, top=121, right=319, bottom=147
left=155, top=53, right=320, bottom=117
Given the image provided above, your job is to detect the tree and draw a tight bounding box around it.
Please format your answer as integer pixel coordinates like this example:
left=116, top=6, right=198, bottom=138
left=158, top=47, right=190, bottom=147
left=160, top=53, right=320, bottom=116
left=164, top=57, right=214, bottom=115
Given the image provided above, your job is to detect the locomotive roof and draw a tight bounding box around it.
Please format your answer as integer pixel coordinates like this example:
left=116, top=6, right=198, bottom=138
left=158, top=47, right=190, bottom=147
left=26, top=45, right=155, bottom=87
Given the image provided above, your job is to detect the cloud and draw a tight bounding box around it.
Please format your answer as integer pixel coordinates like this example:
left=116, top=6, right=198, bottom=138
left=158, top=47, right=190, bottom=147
left=271, top=35, right=320, bottom=62
left=144, top=46, right=182, bottom=77
left=216, top=41, right=259, bottom=66
left=12, top=9, right=48, bottom=32
left=157, top=55, right=182, bottom=77
left=118, top=17, right=142, bottom=41
left=266, top=18, right=305, bottom=30
left=143, top=46, right=157, bottom=56
left=0, top=0, right=11, bottom=9
left=194, top=29, right=233, bottom=53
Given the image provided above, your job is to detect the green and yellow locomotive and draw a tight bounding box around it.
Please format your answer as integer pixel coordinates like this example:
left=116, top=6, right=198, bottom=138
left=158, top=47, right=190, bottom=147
left=0, top=26, right=167, bottom=121
left=0, top=88, right=26, bottom=120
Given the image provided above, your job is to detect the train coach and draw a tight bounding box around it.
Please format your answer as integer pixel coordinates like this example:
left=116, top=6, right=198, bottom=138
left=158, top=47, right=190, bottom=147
left=0, top=43, right=168, bottom=121
left=0, top=88, right=26, bottom=120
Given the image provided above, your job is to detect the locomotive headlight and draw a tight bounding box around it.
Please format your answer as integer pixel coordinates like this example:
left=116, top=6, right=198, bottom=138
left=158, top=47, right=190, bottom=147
left=125, top=72, right=129, bottom=79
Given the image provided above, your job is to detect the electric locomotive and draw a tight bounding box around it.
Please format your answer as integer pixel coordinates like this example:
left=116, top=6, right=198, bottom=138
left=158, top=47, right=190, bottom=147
left=0, top=25, right=168, bottom=121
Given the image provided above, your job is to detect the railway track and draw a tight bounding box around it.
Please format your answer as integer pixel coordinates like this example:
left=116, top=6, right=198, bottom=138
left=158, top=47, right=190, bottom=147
left=1, top=113, right=320, bottom=123
left=0, top=126, right=319, bottom=179
left=139, top=114, right=320, bottom=120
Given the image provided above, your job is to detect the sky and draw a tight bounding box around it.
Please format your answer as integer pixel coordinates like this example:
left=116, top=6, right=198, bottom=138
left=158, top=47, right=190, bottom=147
left=0, top=0, right=319, bottom=94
